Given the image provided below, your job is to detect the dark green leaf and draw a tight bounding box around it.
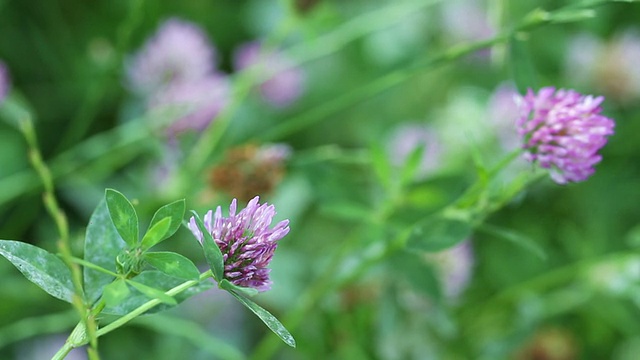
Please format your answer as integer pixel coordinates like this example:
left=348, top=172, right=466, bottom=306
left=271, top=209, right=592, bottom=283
left=103, top=278, right=130, bottom=307
left=140, top=217, right=172, bottom=251
left=144, top=252, right=200, bottom=280
left=0, top=240, right=74, bottom=303
left=126, top=279, right=177, bottom=305
left=407, top=215, right=473, bottom=252
left=147, top=199, right=186, bottom=245
left=102, top=271, right=213, bottom=315
left=84, top=199, right=127, bottom=303
left=219, top=279, right=259, bottom=297
left=228, top=290, right=296, bottom=348
left=105, top=189, right=139, bottom=247
left=190, top=210, right=224, bottom=282
left=389, top=250, right=442, bottom=300
left=478, top=223, right=547, bottom=261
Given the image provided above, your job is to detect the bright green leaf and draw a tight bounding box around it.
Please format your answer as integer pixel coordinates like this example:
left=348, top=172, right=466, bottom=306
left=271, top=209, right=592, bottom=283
left=370, top=144, right=392, bottom=190
left=103, top=278, right=130, bottom=307
left=190, top=211, right=224, bottom=282
left=227, top=290, right=296, bottom=348
left=407, top=215, right=473, bottom=252
left=0, top=240, right=74, bottom=303
left=126, top=279, right=177, bottom=305
left=147, top=199, right=186, bottom=245
left=400, top=143, right=425, bottom=186
left=102, top=271, right=213, bottom=316
left=219, top=279, right=259, bottom=297
left=84, top=199, right=127, bottom=303
left=140, top=217, right=172, bottom=251
left=105, top=188, right=139, bottom=247
left=144, top=252, right=200, bottom=280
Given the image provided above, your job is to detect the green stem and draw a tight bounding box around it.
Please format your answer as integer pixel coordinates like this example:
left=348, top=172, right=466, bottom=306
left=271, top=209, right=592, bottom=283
left=68, top=256, right=120, bottom=278
left=96, top=270, right=213, bottom=337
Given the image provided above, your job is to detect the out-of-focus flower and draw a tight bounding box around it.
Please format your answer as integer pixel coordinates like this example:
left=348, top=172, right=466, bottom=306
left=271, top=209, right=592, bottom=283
left=488, top=82, right=520, bottom=151
left=233, top=41, right=304, bottom=108
left=188, top=196, right=290, bottom=292
left=512, top=327, right=578, bottom=360
left=127, top=18, right=217, bottom=96
left=210, top=143, right=291, bottom=202
left=566, top=29, right=640, bottom=103
left=149, top=74, right=230, bottom=134
left=386, top=123, right=443, bottom=179
left=426, top=240, right=474, bottom=300
left=516, top=87, right=615, bottom=184
left=441, top=0, right=494, bottom=60
left=0, top=60, right=10, bottom=104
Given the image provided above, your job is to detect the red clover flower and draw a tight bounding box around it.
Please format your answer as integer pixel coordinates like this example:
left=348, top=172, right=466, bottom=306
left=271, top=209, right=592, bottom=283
left=516, top=87, right=615, bottom=184
left=188, top=197, right=290, bottom=292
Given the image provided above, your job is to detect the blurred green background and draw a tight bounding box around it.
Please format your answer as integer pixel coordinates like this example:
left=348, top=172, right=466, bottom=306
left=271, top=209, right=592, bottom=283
left=2, top=0, right=640, bottom=359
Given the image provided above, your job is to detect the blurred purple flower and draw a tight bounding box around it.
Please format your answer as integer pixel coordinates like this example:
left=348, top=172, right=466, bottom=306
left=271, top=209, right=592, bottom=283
left=234, top=41, right=304, bottom=108
left=516, top=87, right=615, bottom=184
left=427, top=240, right=474, bottom=300
left=488, top=82, right=520, bottom=151
left=566, top=29, right=640, bottom=103
left=441, top=1, right=494, bottom=43
left=188, top=196, right=290, bottom=292
left=127, top=18, right=217, bottom=96
left=149, top=74, right=230, bottom=134
left=0, top=60, right=10, bottom=104
left=386, top=123, right=443, bottom=179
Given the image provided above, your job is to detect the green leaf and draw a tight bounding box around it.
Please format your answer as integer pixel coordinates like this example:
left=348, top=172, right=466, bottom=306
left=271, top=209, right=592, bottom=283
left=227, top=290, right=296, bottom=348
left=509, top=35, right=537, bottom=93
left=190, top=211, right=224, bottom=282
left=219, top=279, right=259, bottom=297
left=0, top=240, right=75, bottom=303
left=102, top=271, right=213, bottom=316
left=105, top=188, right=139, bottom=247
left=140, top=217, right=172, bottom=251
left=400, top=143, right=425, bottom=186
left=144, top=252, right=200, bottom=280
left=407, top=215, right=473, bottom=252
left=103, top=278, right=130, bottom=307
left=477, top=223, right=547, bottom=261
left=389, top=250, right=441, bottom=300
left=147, top=199, right=186, bottom=246
left=84, top=199, right=127, bottom=303
left=126, top=279, right=177, bottom=305
left=370, top=144, right=392, bottom=190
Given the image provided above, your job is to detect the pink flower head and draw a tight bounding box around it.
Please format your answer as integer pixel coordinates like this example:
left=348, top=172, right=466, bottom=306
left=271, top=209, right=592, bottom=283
left=0, top=61, right=10, bottom=104
left=516, top=87, right=615, bottom=184
left=127, top=18, right=217, bottom=96
left=234, top=41, right=304, bottom=108
left=188, top=196, right=290, bottom=292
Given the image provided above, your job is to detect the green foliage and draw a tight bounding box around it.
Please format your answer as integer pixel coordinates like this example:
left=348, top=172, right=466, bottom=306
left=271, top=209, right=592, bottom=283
left=190, top=210, right=225, bottom=282
left=143, top=252, right=200, bottom=281
left=0, top=240, right=74, bottom=303
left=145, top=199, right=186, bottom=247
left=140, top=217, right=172, bottom=251
left=105, top=189, right=139, bottom=248
left=407, top=215, right=473, bottom=252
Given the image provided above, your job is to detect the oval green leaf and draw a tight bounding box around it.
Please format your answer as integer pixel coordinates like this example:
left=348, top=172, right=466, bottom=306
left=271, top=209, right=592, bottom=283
left=105, top=189, right=139, bottom=247
left=103, top=278, right=130, bottom=307
left=0, top=240, right=75, bottom=303
left=407, top=215, right=473, bottom=252
left=147, top=199, right=186, bottom=244
left=143, top=251, right=200, bottom=280
left=140, top=217, right=172, bottom=250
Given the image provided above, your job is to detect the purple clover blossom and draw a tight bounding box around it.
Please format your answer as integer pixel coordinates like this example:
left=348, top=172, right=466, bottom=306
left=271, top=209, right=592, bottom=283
left=149, top=74, right=230, bottom=134
left=233, top=41, right=304, bottom=108
left=127, top=18, right=217, bottom=96
left=516, top=87, right=615, bottom=184
left=188, top=196, right=290, bottom=292
left=0, top=60, right=10, bottom=104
